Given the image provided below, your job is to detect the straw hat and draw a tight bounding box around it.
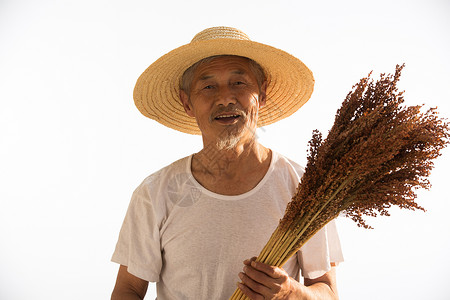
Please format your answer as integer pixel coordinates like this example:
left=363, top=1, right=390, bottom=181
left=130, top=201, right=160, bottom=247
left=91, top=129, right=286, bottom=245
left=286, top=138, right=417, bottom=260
left=133, top=26, right=314, bottom=135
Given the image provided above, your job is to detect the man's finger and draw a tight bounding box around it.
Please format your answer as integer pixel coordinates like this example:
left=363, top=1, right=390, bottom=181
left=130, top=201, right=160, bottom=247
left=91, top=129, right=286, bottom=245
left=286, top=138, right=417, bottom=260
left=243, top=264, right=284, bottom=293
left=237, top=282, right=263, bottom=300
left=238, top=271, right=270, bottom=299
left=243, top=256, right=257, bottom=266
left=250, top=260, right=283, bottom=279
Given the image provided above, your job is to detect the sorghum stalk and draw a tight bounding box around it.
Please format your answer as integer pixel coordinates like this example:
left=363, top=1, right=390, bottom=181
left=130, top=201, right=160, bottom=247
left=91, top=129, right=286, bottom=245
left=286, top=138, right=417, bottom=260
left=229, top=65, right=449, bottom=300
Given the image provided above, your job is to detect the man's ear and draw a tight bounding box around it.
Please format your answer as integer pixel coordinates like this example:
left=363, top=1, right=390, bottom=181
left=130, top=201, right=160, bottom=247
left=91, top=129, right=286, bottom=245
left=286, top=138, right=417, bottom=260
left=180, top=90, right=195, bottom=117
left=258, top=81, right=268, bottom=108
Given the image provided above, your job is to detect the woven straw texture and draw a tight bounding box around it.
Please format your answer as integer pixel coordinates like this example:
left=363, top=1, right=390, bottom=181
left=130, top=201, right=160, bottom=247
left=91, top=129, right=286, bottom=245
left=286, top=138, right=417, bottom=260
left=133, top=26, right=315, bottom=135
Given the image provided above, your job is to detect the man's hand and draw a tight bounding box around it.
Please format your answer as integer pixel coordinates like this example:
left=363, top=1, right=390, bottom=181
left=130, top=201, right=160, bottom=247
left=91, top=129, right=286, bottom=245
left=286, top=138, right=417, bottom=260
left=237, top=257, right=304, bottom=299
left=237, top=257, right=338, bottom=300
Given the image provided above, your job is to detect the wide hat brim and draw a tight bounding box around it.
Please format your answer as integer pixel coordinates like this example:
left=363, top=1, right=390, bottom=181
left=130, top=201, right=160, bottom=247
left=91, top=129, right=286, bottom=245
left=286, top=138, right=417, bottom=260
left=133, top=28, right=315, bottom=135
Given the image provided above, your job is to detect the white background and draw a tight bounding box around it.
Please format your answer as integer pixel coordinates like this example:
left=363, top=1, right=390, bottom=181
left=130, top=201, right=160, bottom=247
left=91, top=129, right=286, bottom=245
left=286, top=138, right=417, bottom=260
left=1, top=0, right=449, bottom=299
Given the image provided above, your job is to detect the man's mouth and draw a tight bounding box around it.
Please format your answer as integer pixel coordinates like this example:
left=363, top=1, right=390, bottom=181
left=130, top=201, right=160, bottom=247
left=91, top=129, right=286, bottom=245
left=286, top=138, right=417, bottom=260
left=213, top=113, right=242, bottom=124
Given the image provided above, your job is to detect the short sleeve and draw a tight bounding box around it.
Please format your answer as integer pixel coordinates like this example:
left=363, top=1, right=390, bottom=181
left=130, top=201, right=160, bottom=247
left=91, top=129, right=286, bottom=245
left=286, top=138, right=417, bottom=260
left=111, top=179, right=163, bottom=282
left=297, top=219, right=344, bottom=279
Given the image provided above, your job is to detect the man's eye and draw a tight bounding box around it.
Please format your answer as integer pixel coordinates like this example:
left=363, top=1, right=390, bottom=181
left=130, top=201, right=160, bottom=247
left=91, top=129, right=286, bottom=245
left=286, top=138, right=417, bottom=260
left=203, top=85, right=214, bottom=89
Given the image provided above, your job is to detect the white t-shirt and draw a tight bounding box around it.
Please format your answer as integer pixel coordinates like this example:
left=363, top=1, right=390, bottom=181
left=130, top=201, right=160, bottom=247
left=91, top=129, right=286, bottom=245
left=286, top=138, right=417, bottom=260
left=112, top=151, right=344, bottom=300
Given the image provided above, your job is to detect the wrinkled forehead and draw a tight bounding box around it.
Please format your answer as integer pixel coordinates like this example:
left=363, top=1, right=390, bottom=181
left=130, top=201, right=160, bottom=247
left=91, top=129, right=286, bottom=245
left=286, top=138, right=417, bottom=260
left=192, top=55, right=253, bottom=76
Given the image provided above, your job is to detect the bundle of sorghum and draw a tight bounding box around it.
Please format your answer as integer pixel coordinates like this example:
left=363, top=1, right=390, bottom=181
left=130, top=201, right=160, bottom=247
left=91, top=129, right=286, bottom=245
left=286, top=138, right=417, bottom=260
left=230, top=65, right=449, bottom=300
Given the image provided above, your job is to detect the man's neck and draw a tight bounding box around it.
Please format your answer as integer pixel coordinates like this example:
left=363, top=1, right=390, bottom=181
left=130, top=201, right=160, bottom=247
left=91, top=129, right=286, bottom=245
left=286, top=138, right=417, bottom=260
left=191, top=139, right=272, bottom=195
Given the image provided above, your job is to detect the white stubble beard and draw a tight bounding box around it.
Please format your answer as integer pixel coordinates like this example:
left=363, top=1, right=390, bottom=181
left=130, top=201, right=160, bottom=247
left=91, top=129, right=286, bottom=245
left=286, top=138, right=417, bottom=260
left=215, top=108, right=259, bottom=151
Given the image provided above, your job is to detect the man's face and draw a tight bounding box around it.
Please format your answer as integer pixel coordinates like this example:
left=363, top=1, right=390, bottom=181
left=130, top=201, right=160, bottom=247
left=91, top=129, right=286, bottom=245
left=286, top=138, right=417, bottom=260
left=180, top=56, right=267, bottom=149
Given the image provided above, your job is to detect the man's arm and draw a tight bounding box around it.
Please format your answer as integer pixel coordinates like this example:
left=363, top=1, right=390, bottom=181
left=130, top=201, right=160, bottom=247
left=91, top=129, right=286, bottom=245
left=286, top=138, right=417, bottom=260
left=111, top=265, right=149, bottom=300
left=303, top=263, right=338, bottom=300
left=238, top=257, right=338, bottom=300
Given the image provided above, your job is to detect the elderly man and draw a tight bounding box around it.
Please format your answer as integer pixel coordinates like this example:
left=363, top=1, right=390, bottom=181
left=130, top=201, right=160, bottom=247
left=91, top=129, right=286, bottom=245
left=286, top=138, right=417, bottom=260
left=111, top=27, right=343, bottom=300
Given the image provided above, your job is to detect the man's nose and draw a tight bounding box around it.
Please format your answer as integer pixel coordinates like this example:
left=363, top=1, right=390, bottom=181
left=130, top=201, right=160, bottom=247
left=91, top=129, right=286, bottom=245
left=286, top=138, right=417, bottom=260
left=215, top=86, right=237, bottom=106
